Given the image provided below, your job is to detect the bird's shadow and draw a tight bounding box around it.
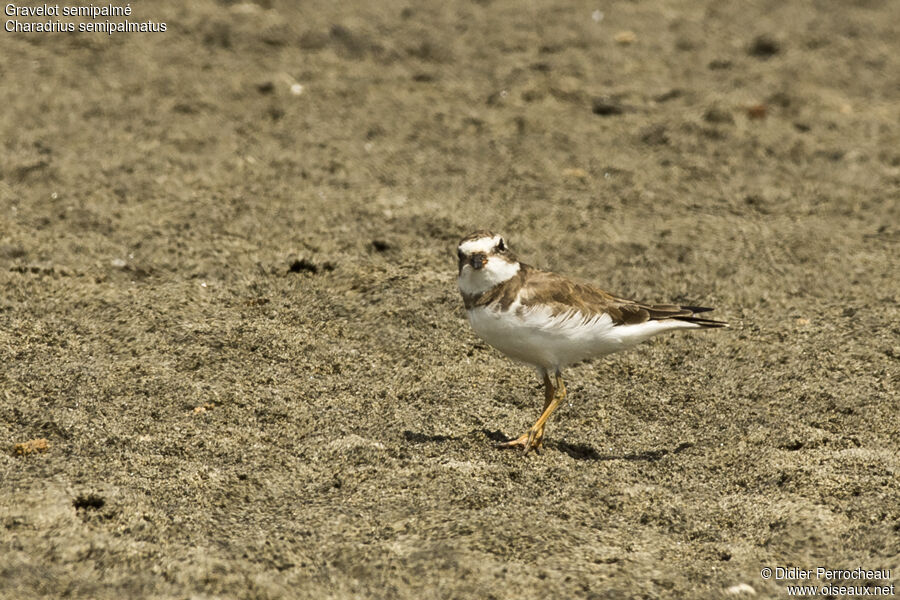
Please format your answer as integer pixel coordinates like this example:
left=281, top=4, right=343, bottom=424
left=551, top=440, right=695, bottom=461
left=484, top=430, right=694, bottom=461
left=402, top=430, right=458, bottom=444
left=482, top=429, right=512, bottom=443
left=402, top=429, right=694, bottom=463
left=402, top=429, right=512, bottom=444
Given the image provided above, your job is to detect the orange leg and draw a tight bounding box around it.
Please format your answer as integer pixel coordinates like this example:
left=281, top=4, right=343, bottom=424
left=497, top=372, right=566, bottom=454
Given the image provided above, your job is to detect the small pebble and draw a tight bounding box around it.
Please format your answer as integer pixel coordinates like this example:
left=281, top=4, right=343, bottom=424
left=13, top=438, right=49, bottom=456
left=592, top=97, right=624, bottom=116
left=614, top=30, right=637, bottom=44
left=747, top=104, right=767, bottom=119
left=725, top=583, right=756, bottom=595
left=561, top=168, right=589, bottom=179
left=749, top=35, right=780, bottom=58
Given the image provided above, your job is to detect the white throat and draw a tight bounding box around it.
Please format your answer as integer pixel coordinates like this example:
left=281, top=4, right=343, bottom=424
left=458, top=257, right=520, bottom=296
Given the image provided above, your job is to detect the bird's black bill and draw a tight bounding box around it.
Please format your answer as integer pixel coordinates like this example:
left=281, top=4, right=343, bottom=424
left=470, top=254, right=487, bottom=270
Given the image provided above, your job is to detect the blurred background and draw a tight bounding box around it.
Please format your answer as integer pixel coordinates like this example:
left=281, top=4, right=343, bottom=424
left=1, top=1, right=898, bottom=598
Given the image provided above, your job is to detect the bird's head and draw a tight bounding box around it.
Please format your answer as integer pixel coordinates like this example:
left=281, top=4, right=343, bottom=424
left=457, top=231, right=520, bottom=295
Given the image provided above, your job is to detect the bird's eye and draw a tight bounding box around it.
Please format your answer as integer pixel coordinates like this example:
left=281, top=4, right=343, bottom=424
left=497, top=238, right=506, bottom=252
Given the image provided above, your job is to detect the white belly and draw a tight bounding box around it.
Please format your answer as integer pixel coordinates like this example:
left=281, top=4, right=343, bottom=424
left=467, top=303, right=698, bottom=371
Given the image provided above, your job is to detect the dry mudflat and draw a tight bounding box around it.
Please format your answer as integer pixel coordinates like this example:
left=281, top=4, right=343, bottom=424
left=1, top=1, right=898, bottom=598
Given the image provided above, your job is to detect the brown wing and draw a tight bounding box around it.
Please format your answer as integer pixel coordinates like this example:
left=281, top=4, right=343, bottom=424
left=517, top=265, right=727, bottom=327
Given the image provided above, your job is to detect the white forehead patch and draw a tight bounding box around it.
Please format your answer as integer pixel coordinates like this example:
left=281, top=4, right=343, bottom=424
left=459, top=235, right=502, bottom=255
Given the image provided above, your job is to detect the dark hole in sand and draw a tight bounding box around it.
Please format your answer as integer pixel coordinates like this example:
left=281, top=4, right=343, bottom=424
left=73, top=494, right=105, bottom=511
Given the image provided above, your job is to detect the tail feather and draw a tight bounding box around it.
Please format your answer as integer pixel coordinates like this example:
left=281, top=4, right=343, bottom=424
left=678, top=305, right=715, bottom=314
left=673, top=305, right=728, bottom=328
left=619, top=299, right=728, bottom=328
left=674, top=315, right=728, bottom=328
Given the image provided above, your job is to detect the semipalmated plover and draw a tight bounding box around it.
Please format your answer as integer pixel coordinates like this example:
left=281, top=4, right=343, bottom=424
left=457, top=231, right=726, bottom=454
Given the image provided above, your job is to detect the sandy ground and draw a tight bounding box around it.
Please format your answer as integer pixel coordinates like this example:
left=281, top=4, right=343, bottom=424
left=1, top=0, right=898, bottom=598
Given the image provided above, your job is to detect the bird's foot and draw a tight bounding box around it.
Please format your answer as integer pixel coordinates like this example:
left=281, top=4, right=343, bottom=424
left=495, top=428, right=544, bottom=454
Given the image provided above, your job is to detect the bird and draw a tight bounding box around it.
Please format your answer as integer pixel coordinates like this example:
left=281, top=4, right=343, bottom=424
left=456, top=230, right=726, bottom=454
